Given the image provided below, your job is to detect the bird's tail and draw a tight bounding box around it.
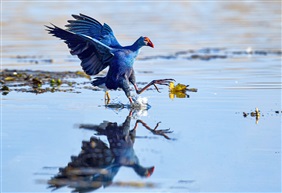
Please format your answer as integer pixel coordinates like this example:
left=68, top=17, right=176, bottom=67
left=91, top=77, right=106, bottom=87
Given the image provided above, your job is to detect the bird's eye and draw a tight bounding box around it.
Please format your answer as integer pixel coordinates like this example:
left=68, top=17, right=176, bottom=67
left=144, top=37, right=149, bottom=44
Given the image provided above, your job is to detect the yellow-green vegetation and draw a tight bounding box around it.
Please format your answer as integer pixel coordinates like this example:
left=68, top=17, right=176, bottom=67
left=50, top=78, right=62, bottom=87
left=169, top=82, right=197, bottom=99
left=4, top=77, right=16, bottom=81
left=0, top=69, right=89, bottom=94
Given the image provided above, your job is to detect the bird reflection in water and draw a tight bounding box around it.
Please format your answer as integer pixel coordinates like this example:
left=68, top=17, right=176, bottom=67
left=48, top=110, right=173, bottom=192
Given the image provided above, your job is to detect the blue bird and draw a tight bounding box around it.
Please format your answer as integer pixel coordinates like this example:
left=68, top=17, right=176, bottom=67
left=45, top=13, right=173, bottom=104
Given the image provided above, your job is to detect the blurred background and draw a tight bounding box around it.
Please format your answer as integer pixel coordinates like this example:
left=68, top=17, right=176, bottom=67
left=2, top=1, right=281, bottom=60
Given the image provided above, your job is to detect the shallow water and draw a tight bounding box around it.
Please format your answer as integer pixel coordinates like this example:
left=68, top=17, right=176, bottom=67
left=1, top=1, right=281, bottom=193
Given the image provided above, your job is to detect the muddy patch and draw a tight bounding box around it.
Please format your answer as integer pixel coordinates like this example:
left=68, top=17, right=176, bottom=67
left=1, top=69, right=179, bottom=96
left=0, top=69, right=98, bottom=94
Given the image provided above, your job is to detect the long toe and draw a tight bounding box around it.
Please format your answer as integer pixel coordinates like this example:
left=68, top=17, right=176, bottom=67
left=153, top=78, right=175, bottom=86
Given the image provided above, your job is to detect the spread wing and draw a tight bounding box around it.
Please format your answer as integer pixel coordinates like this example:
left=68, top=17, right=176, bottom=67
left=46, top=24, right=114, bottom=75
left=65, top=13, right=122, bottom=48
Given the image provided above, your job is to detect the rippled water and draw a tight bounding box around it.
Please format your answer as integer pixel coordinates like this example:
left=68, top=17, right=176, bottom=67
left=1, top=2, right=281, bottom=193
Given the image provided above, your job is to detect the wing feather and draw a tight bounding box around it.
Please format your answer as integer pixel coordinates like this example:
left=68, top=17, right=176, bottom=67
left=66, top=13, right=122, bottom=48
left=82, top=53, right=98, bottom=73
left=45, top=24, right=114, bottom=75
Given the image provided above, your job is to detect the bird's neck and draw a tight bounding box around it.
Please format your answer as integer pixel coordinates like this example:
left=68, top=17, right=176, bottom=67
left=130, top=39, right=143, bottom=52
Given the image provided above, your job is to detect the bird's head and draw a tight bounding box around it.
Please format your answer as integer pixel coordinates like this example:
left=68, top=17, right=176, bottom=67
left=138, top=36, right=154, bottom=48
left=143, top=37, right=154, bottom=48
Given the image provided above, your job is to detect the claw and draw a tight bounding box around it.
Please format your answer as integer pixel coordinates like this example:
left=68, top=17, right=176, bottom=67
left=153, top=79, right=175, bottom=86
left=153, top=128, right=173, bottom=134
left=153, top=84, right=161, bottom=93
left=161, top=78, right=175, bottom=82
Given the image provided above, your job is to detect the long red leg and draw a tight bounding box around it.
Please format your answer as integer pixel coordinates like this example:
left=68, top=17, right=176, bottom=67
left=134, top=79, right=175, bottom=95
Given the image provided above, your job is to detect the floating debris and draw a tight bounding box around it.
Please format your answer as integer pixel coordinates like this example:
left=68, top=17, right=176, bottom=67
left=243, top=112, right=248, bottom=117
left=49, top=79, right=56, bottom=86
left=1, top=85, right=10, bottom=91
left=32, top=77, right=43, bottom=86
left=138, top=48, right=281, bottom=61
left=169, top=82, right=197, bottom=99
left=56, top=78, right=62, bottom=85
left=0, top=69, right=92, bottom=94
left=250, top=107, right=260, bottom=117
left=243, top=107, right=261, bottom=124
left=242, top=108, right=282, bottom=124
left=1, top=85, right=10, bottom=95
left=169, top=82, right=188, bottom=92
left=4, top=76, right=16, bottom=81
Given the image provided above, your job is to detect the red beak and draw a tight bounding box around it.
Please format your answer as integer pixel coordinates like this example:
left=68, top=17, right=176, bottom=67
left=144, top=37, right=154, bottom=48
left=147, top=40, right=154, bottom=48
left=145, top=166, right=155, bottom=177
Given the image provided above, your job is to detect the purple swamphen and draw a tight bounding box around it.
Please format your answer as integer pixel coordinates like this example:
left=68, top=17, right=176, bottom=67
left=45, top=14, right=173, bottom=104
